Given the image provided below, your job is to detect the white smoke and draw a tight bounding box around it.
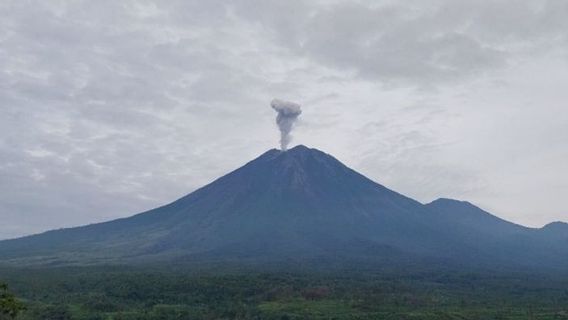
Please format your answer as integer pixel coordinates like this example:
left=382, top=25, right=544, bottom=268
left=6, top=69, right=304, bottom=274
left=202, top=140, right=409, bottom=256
left=270, top=99, right=302, bottom=151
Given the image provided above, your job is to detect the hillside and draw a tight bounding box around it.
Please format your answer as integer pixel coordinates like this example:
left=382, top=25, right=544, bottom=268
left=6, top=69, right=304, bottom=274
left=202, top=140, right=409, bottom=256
left=0, top=145, right=566, bottom=270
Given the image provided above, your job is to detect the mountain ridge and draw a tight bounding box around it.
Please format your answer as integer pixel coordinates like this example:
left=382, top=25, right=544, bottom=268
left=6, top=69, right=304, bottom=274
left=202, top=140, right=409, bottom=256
left=0, top=145, right=566, bottom=270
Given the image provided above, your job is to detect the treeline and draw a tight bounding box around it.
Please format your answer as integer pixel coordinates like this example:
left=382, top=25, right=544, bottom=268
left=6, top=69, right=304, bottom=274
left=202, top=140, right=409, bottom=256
left=0, top=282, right=25, bottom=319
left=1, top=267, right=568, bottom=319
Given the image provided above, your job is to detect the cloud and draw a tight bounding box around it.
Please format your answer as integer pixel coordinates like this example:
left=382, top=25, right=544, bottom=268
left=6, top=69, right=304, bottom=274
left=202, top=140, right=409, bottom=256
left=271, top=99, right=302, bottom=150
left=233, top=0, right=567, bottom=87
left=0, top=0, right=567, bottom=238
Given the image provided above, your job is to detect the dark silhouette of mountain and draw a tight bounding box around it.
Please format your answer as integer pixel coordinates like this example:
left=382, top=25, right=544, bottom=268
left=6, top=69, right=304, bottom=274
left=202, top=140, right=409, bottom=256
left=426, top=198, right=568, bottom=269
left=541, top=221, right=568, bottom=234
left=0, top=145, right=566, bottom=270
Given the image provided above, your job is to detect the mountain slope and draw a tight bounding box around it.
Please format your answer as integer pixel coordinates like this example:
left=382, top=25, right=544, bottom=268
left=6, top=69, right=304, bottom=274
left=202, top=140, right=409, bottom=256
left=425, top=198, right=568, bottom=269
left=0, top=145, right=566, bottom=270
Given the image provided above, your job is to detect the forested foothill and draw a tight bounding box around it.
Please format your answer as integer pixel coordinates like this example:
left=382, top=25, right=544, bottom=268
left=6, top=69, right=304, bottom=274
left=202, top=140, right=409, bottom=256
left=2, top=266, right=568, bottom=320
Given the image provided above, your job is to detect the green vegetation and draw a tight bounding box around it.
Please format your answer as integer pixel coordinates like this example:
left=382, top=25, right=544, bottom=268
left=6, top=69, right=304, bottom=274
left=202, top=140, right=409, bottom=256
left=1, top=267, right=568, bottom=319
left=0, top=282, right=25, bottom=319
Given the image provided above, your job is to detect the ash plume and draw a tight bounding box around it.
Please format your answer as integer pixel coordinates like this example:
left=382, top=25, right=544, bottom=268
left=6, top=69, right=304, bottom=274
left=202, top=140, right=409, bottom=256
left=270, top=99, right=302, bottom=151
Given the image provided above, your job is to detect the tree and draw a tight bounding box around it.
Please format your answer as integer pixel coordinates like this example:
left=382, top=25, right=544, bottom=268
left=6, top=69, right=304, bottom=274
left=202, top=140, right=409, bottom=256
left=0, top=283, right=25, bottom=319
left=35, top=305, right=71, bottom=320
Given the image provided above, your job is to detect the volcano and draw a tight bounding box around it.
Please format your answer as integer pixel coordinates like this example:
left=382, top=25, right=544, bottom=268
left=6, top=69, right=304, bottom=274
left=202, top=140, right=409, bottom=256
left=0, top=145, right=566, bottom=270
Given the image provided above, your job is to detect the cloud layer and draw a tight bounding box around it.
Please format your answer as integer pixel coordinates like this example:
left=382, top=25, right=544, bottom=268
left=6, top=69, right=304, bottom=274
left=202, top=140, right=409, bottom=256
left=0, top=0, right=567, bottom=239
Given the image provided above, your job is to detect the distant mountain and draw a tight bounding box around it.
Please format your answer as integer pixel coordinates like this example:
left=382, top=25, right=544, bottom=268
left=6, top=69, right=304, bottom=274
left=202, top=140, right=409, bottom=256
left=539, top=221, right=568, bottom=244
left=426, top=198, right=568, bottom=269
left=541, top=221, right=568, bottom=234
left=0, top=145, right=566, bottom=270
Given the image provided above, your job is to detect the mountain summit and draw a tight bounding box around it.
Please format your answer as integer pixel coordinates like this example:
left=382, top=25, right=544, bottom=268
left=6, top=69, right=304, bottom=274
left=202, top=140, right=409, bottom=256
left=0, top=145, right=566, bottom=269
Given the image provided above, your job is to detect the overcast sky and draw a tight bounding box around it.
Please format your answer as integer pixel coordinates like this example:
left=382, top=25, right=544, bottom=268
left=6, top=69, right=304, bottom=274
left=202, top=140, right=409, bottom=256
left=1, top=0, right=567, bottom=240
